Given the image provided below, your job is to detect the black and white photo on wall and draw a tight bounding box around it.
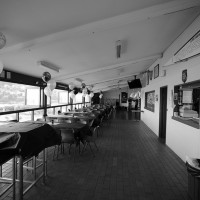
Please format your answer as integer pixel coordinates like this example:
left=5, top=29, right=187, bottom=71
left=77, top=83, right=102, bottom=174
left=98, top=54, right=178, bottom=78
left=154, top=64, right=159, bottom=79
left=149, top=70, right=153, bottom=80
left=121, top=92, right=128, bottom=103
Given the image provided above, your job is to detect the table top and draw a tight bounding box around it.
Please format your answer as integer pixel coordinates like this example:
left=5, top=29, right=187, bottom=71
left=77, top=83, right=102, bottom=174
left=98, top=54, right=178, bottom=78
left=52, top=122, right=92, bottom=139
left=47, top=114, right=73, bottom=119
left=0, top=122, right=61, bottom=162
left=47, top=114, right=96, bottom=124
left=0, top=121, right=44, bottom=133
left=52, top=122, right=86, bottom=130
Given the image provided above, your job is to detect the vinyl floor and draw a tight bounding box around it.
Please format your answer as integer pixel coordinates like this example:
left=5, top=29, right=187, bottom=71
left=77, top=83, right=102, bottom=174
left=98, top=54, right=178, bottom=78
left=0, top=110, right=191, bottom=200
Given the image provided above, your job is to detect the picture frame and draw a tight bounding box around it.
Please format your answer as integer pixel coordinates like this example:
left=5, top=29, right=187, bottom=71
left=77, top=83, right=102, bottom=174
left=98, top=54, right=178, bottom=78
left=154, top=64, right=159, bottom=79
left=146, top=72, right=149, bottom=85
left=144, top=90, right=155, bottom=112
left=149, top=70, right=153, bottom=80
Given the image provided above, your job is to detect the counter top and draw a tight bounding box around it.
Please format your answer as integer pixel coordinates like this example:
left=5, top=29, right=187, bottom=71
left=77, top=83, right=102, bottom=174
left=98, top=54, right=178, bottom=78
left=172, top=116, right=199, bottom=129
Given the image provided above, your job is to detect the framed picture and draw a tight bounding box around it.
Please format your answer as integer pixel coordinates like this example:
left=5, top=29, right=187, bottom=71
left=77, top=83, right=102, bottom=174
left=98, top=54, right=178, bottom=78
left=144, top=90, right=155, bottom=112
left=154, top=64, right=159, bottom=79
left=146, top=72, right=149, bottom=85
left=121, top=92, right=128, bottom=103
left=149, top=70, right=153, bottom=80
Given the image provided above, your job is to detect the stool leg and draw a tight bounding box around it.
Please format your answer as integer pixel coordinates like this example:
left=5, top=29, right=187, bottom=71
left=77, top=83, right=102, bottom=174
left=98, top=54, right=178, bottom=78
left=12, top=157, right=16, bottom=200
left=19, top=156, right=23, bottom=200
left=42, top=149, right=45, bottom=184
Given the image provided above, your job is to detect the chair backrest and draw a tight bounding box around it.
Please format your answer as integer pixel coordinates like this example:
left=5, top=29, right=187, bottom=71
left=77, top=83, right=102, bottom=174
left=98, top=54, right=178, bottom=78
left=89, top=126, right=97, bottom=136
left=89, top=119, right=94, bottom=128
left=45, top=117, right=53, bottom=122
left=77, top=119, right=87, bottom=124
left=100, top=116, right=104, bottom=123
left=36, top=118, right=45, bottom=122
left=60, top=129, right=75, bottom=143
left=57, top=118, right=67, bottom=123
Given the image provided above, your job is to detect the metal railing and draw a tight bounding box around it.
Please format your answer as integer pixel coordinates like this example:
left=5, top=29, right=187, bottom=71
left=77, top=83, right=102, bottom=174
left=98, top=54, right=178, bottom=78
left=0, top=102, right=91, bottom=123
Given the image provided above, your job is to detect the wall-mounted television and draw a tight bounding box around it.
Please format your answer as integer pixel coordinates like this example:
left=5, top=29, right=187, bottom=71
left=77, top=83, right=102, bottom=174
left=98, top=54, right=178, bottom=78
left=127, top=79, right=142, bottom=89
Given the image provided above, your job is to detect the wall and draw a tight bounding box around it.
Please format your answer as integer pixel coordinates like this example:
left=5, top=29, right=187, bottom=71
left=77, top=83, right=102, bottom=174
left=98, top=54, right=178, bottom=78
left=141, top=14, right=200, bottom=161
left=103, top=87, right=140, bottom=107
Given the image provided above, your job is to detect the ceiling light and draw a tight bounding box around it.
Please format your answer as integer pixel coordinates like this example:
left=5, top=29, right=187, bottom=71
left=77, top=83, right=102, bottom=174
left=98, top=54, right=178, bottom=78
left=38, top=61, right=60, bottom=73
left=116, top=40, right=122, bottom=58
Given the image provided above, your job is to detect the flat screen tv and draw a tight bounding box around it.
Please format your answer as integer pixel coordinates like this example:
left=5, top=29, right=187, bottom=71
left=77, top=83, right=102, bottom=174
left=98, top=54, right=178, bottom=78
left=128, top=79, right=142, bottom=89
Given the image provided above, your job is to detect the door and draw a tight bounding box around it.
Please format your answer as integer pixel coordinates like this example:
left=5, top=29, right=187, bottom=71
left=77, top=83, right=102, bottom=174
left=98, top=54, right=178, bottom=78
left=159, top=86, right=167, bottom=140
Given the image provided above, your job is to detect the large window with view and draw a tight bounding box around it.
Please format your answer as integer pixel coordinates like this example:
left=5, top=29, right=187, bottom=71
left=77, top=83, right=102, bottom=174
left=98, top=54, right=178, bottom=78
left=0, top=81, right=41, bottom=122
left=85, top=94, right=91, bottom=107
left=47, top=89, right=69, bottom=115
left=72, top=93, right=83, bottom=110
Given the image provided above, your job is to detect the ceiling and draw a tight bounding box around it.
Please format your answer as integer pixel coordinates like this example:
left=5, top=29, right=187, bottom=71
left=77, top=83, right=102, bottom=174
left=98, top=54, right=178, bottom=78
left=0, top=0, right=200, bottom=92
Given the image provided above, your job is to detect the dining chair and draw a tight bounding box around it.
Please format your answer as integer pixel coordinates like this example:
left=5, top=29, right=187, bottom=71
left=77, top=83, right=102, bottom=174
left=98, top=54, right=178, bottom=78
left=57, top=118, right=74, bottom=123
left=89, top=119, right=95, bottom=128
left=81, top=125, right=99, bottom=157
left=96, top=115, right=104, bottom=137
left=36, top=118, right=60, bottom=160
left=36, top=118, right=45, bottom=122
left=59, top=129, right=80, bottom=159
left=77, top=119, right=87, bottom=124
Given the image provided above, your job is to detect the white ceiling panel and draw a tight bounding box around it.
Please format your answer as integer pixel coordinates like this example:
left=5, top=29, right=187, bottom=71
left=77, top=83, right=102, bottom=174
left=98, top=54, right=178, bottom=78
left=0, top=0, right=200, bottom=91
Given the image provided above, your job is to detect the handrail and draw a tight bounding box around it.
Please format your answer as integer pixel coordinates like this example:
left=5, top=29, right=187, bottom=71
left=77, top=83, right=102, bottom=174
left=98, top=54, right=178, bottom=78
left=0, top=102, right=90, bottom=116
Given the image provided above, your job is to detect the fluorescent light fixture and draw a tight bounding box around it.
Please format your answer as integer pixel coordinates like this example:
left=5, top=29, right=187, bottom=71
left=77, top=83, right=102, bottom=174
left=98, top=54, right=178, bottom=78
left=116, top=40, right=122, bottom=58
left=0, top=32, right=6, bottom=49
left=38, top=61, right=60, bottom=73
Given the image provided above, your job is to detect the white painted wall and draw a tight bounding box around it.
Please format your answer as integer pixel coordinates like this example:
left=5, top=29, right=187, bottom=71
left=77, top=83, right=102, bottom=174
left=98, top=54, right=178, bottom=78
left=141, top=15, right=200, bottom=161
left=103, top=15, right=200, bottom=162
left=103, top=87, right=140, bottom=107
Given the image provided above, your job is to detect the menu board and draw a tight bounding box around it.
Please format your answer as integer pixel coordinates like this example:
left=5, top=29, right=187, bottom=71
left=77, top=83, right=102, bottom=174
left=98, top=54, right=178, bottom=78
left=182, top=89, right=193, bottom=104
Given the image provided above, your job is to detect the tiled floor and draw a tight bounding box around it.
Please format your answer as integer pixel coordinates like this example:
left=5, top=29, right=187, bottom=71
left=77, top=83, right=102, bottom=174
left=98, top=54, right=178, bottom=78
left=1, top=110, right=190, bottom=200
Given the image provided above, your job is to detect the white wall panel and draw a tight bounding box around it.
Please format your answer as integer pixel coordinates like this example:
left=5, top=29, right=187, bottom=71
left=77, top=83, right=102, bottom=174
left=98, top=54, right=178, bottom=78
left=141, top=15, right=200, bottom=161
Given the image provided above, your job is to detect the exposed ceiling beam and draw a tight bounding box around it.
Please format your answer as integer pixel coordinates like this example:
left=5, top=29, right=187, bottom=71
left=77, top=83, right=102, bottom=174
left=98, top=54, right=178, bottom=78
left=1, top=0, right=199, bottom=55
left=94, top=83, right=128, bottom=92
left=87, top=74, right=138, bottom=86
left=56, top=54, right=162, bottom=81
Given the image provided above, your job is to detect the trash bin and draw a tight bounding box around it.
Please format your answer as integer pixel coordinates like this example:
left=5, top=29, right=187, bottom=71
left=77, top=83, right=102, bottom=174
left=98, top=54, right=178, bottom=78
left=186, top=156, right=200, bottom=200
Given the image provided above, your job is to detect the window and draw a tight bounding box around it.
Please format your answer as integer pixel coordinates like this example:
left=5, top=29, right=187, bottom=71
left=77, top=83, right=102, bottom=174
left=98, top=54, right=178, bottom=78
left=26, top=88, right=40, bottom=106
left=51, top=89, right=68, bottom=106
left=174, top=80, right=200, bottom=118
left=71, top=93, right=83, bottom=110
left=0, top=81, right=40, bottom=121
left=85, top=94, right=90, bottom=103
left=75, top=93, right=83, bottom=103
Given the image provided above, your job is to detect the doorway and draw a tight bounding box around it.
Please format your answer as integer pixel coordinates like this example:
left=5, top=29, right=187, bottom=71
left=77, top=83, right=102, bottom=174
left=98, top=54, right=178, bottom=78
left=159, top=86, right=168, bottom=141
